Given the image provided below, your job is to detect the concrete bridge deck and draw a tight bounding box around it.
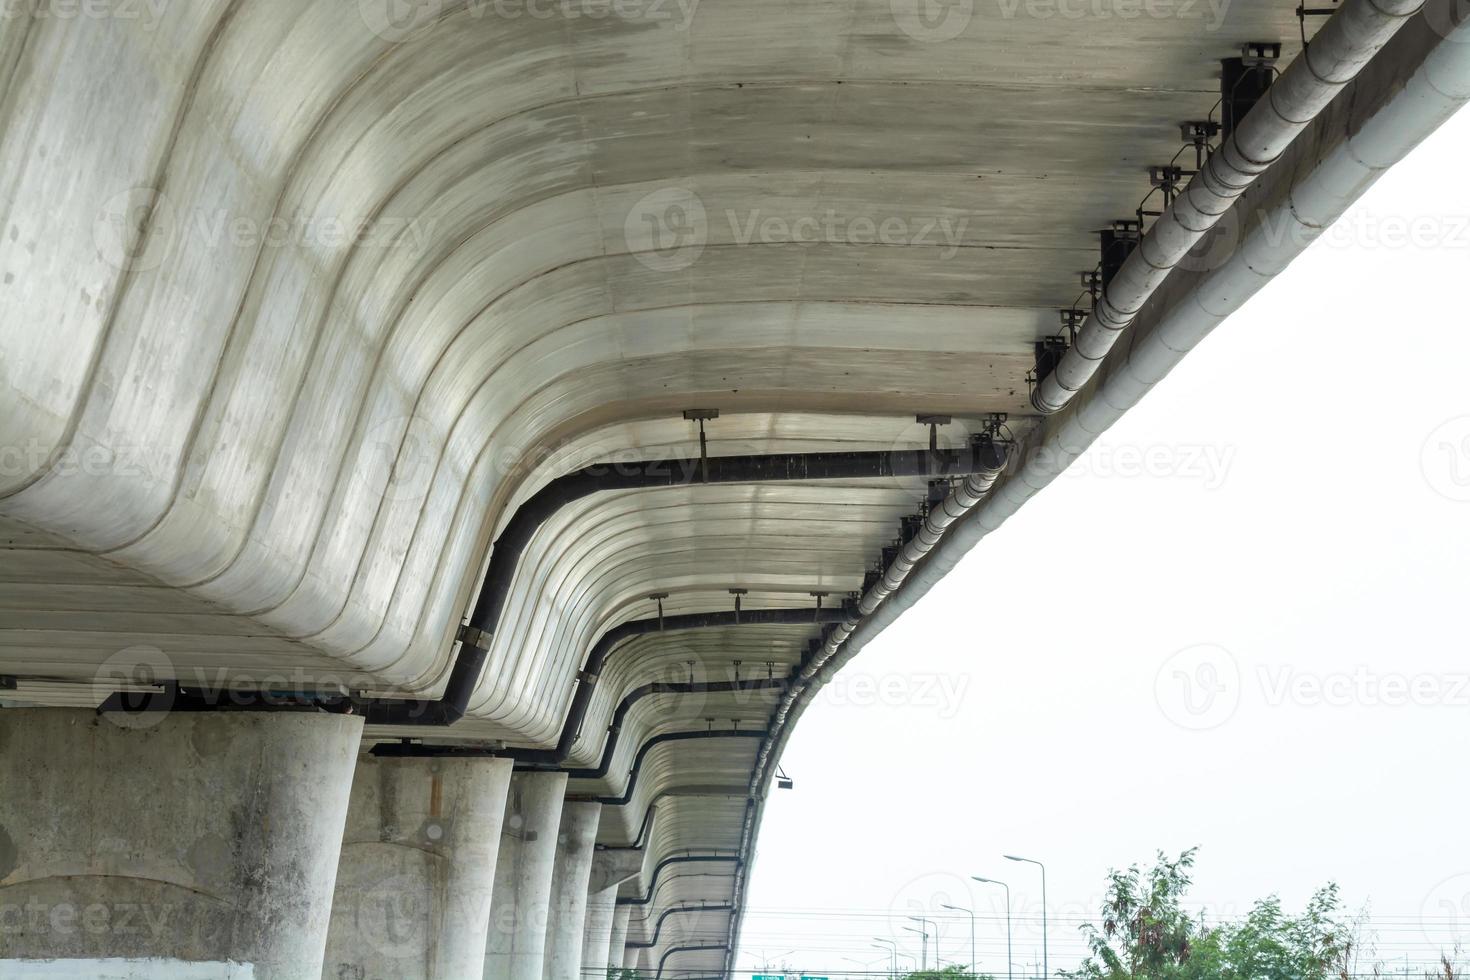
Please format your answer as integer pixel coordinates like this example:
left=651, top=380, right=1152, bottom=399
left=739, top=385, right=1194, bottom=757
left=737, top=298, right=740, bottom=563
left=1, top=0, right=1467, bottom=976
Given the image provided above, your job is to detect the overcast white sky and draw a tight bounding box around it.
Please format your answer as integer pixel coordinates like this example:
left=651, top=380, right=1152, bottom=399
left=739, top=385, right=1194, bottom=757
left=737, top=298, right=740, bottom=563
left=735, top=101, right=1470, bottom=980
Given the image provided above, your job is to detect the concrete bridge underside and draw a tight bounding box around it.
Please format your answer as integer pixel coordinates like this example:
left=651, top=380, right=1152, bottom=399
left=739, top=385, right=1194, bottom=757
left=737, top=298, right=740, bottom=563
left=1, top=0, right=1467, bottom=976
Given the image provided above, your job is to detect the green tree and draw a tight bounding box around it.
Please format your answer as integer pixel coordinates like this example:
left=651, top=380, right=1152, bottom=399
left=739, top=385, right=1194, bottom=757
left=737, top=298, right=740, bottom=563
left=1063, top=849, right=1456, bottom=980
left=900, top=967, right=995, bottom=980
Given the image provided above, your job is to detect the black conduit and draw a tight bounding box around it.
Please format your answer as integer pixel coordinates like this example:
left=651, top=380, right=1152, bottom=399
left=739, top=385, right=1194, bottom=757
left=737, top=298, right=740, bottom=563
left=604, top=801, right=661, bottom=851
left=559, top=679, right=787, bottom=780
left=507, top=605, right=849, bottom=767
left=658, top=944, right=730, bottom=979
left=618, top=855, right=740, bottom=908
left=585, top=730, right=769, bottom=807
left=629, top=904, right=735, bottom=949
left=607, top=788, right=749, bottom=850
left=363, top=446, right=990, bottom=726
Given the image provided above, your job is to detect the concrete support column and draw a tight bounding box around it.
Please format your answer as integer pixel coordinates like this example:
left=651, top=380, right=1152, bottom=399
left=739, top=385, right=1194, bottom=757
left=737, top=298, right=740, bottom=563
left=583, top=848, right=640, bottom=978
left=581, top=887, right=618, bottom=980
left=0, top=708, right=361, bottom=980
left=324, top=755, right=513, bottom=980
left=484, top=772, right=568, bottom=980
left=607, top=905, right=632, bottom=976
left=541, top=802, right=601, bottom=980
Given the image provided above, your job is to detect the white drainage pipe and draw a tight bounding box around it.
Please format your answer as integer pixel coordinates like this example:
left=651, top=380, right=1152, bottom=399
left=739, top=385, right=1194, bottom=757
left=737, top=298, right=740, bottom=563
left=1032, top=0, right=1427, bottom=414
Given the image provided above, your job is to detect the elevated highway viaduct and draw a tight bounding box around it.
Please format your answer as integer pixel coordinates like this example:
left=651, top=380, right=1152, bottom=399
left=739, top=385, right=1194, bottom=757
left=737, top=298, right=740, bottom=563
left=0, top=0, right=1467, bottom=976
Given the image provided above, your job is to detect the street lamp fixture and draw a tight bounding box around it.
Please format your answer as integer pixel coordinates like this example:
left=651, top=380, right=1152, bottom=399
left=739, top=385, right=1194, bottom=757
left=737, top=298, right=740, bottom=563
left=973, top=876, right=1013, bottom=980
left=940, top=903, right=975, bottom=977
left=907, top=916, right=935, bottom=970
left=1004, top=855, right=1047, bottom=979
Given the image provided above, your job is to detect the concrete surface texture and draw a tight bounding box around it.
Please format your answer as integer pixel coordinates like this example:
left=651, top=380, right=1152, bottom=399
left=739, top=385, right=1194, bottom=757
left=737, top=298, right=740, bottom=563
left=3, top=0, right=1447, bottom=973
left=607, top=905, right=633, bottom=975
left=542, top=802, right=602, bottom=980
left=0, top=709, right=362, bottom=979
left=581, top=885, right=619, bottom=980
left=483, top=772, right=568, bottom=980
left=324, top=755, right=514, bottom=980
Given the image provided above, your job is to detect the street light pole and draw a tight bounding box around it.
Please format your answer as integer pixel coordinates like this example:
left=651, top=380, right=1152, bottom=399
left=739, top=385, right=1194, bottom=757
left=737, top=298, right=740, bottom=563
left=904, top=924, right=928, bottom=971
left=909, top=916, right=936, bottom=969
left=973, top=877, right=1013, bottom=980
left=1004, top=855, right=1047, bottom=979
left=873, top=939, right=898, bottom=980
left=940, top=903, right=975, bottom=977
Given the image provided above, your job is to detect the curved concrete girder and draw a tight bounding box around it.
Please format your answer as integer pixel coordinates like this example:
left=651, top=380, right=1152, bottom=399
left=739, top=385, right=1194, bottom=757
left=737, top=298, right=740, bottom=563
left=0, top=0, right=1292, bottom=689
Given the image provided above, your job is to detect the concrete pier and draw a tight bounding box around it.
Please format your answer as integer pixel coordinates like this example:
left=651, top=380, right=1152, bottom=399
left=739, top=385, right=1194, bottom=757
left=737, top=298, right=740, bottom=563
left=580, top=886, right=618, bottom=980
left=483, top=773, right=568, bottom=980
left=324, top=755, right=513, bottom=980
left=542, top=802, right=601, bottom=980
left=0, top=709, right=361, bottom=980
left=607, top=906, right=633, bottom=976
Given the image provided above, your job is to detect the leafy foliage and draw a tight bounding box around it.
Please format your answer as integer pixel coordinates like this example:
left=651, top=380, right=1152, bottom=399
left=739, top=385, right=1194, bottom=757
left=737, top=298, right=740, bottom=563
left=1063, top=850, right=1457, bottom=980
